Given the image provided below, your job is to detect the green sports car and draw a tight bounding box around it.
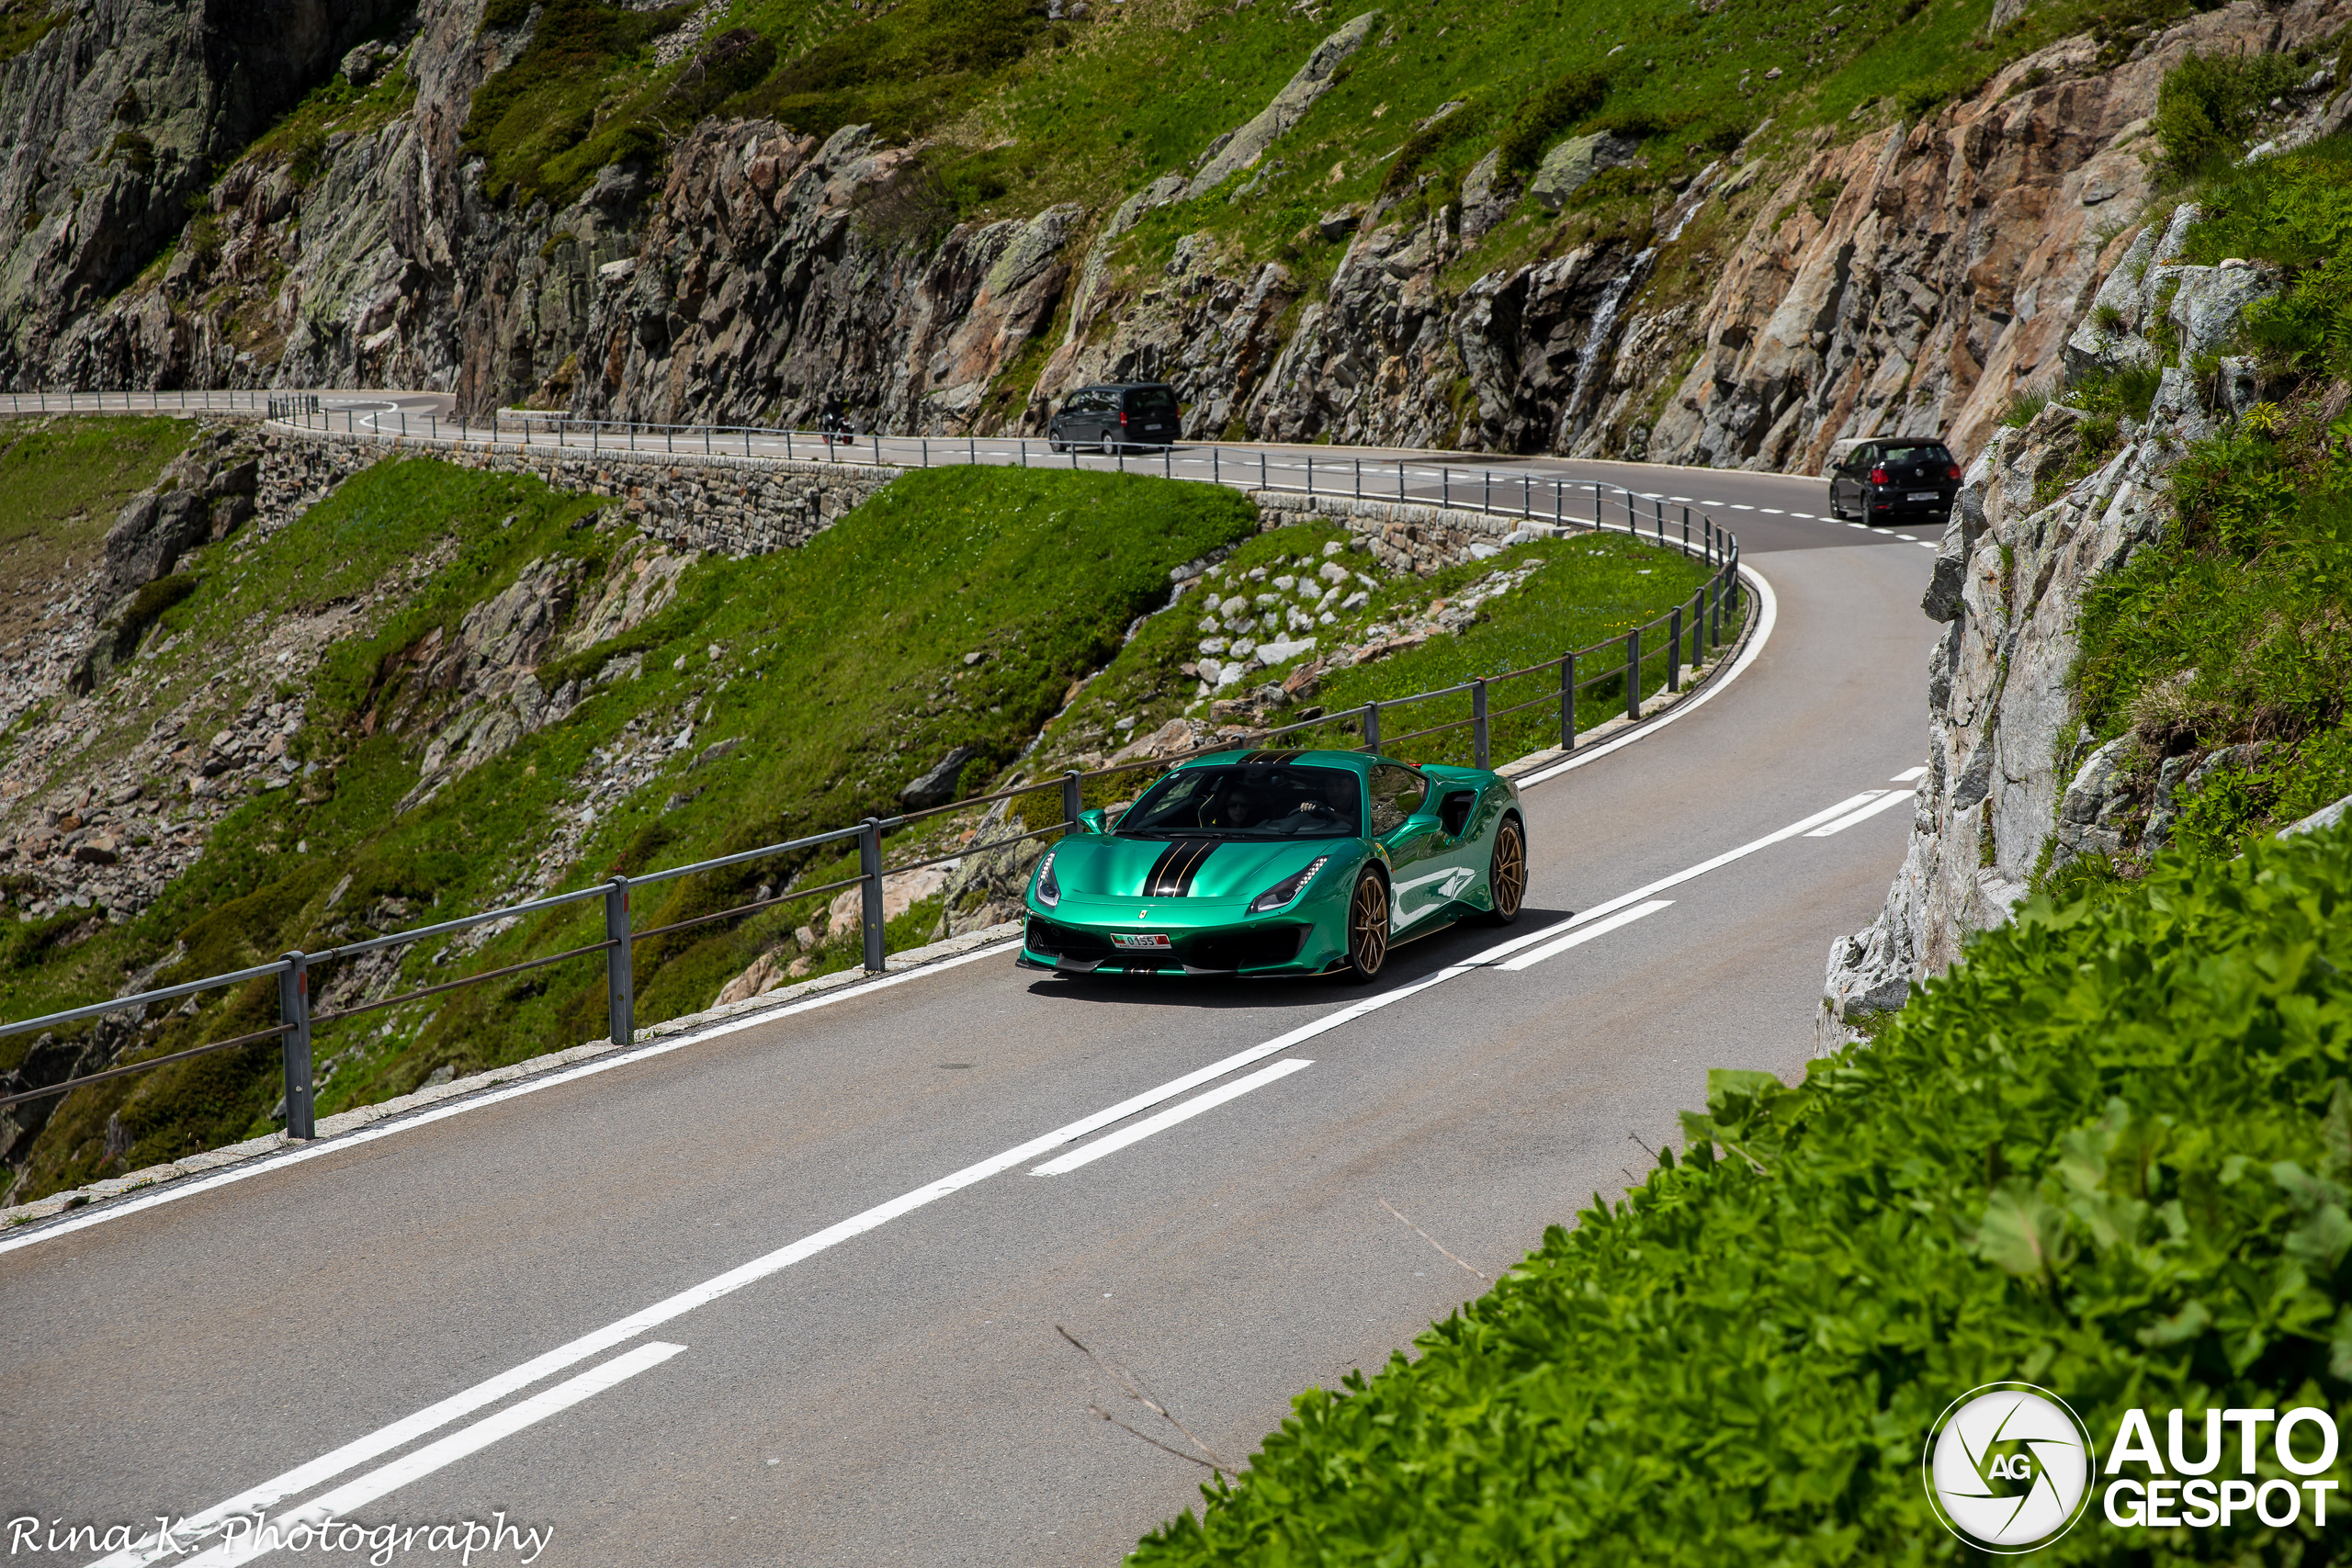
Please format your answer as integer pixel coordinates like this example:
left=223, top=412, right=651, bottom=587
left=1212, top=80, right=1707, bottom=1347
left=1017, top=748, right=1527, bottom=981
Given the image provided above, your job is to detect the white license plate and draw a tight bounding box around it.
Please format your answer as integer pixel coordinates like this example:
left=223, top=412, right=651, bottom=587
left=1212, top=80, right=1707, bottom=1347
left=1907, top=491, right=1939, bottom=502
left=1112, top=933, right=1172, bottom=951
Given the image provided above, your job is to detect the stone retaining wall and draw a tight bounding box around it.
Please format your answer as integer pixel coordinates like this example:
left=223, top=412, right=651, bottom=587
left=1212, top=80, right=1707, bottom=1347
left=259, top=427, right=899, bottom=558
left=1248, top=491, right=1566, bottom=574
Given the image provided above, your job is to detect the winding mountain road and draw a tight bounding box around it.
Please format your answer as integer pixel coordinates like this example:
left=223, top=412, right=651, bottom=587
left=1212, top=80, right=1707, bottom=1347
left=0, top=397, right=1935, bottom=1567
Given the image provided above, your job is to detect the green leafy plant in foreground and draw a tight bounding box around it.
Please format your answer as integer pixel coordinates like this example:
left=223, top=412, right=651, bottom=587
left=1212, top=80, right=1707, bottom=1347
left=1135, top=824, right=2352, bottom=1562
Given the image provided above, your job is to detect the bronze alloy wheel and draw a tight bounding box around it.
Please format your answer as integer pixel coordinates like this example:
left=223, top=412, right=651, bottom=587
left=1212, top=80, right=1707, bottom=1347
left=1478, top=817, right=1526, bottom=925
left=1343, top=869, right=1389, bottom=981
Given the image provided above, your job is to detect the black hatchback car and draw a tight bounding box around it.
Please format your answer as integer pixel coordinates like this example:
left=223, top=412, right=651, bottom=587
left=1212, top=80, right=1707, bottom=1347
left=1827, top=438, right=1963, bottom=523
left=1048, top=383, right=1181, bottom=453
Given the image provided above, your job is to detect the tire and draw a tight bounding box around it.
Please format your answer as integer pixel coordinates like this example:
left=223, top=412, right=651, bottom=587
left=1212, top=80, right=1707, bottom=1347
left=1826, top=490, right=1847, bottom=521
left=1048, top=437, right=1067, bottom=454
left=1340, top=868, right=1390, bottom=983
left=1474, top=816, right=1526, bottom=926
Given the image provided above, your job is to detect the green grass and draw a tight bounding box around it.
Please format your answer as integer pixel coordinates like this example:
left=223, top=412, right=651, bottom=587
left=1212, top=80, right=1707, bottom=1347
left=451, top=0, right=2171, bottom=304
left=1317, top=536, right=1736, bottom=767
left=0, top=416, right=193, bottom=650
left=4, top=459, right=1257, bottom=1201
left=1133, top=818, right=2352, bottom=1563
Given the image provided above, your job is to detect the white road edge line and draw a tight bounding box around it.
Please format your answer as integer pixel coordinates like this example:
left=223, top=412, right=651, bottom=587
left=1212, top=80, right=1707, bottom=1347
left=1466, top=787, right=1888, bottom=971
left=1890, top=765, right=1929, bottom=783
left=1496, top=900, right=1673, bottom=972
left=87, top=963, right=1470, bottom=1568
left=1517, top=563, right=1777, bottom=786
left=1033, top=1059, right=1315, bottom=1175
left=181, top=1343, right=688, bottom=1568
left=3, top=939, right=1020, bottom=1259
left=1804, top=789, right=1917, bottom=837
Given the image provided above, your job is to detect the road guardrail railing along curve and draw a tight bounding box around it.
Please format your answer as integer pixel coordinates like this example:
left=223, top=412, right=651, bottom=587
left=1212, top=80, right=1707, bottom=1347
left=0, top=390, right=1752, bottom=1151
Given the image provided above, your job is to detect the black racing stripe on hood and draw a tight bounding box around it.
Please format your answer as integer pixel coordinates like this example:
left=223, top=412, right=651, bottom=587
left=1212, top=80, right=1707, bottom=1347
left=1144, top=839, right=1217, bottom=897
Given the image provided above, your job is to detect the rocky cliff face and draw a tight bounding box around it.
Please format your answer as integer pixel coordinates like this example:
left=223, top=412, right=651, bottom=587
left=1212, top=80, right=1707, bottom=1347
left=0, top=0, right=412, bottom=381
left=1817, top=174, right=2341, bottom=1041
left=6, top=0, right=2346, bottom=478
left=1650, top=0, right=2347, bottom=474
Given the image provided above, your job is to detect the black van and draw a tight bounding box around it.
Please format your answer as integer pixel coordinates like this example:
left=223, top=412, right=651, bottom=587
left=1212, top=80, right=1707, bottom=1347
left=1827, top=438, right=1963, bottom=523
left=1048, top=383, right=1181, bottom=454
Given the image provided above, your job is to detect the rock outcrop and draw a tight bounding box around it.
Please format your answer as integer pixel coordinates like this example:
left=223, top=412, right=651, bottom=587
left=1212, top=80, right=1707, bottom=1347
left=1815, top=194, right=2309, bottom=1044
left=0, top=0, right=412, bottom=380
left=5, top=0, right=2346, bottom=491
left=1650, top=0, right=2348, bottom=473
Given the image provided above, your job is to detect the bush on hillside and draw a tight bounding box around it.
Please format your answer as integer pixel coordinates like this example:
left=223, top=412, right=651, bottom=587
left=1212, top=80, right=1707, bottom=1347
left=1134, top=823, right=2352, bottom=1562
left=1497, top=70, right=1610, bottom=175
left=2152, top=49, right=2306, bottom=181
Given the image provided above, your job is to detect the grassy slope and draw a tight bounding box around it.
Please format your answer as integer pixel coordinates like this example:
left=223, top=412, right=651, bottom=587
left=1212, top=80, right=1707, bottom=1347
left=1009, top=517, right=1735, bottom=842
left=6, top=459, right=1258, bottom=1200
left=0, top=416, right=192, bottom=654
left=460, top=0, right=2184, bottom=300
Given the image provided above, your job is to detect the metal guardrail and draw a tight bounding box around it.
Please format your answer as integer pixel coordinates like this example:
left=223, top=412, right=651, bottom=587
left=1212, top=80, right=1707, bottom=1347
left=0, top=394, right=1747, bottom=1145
left=2, top=388, right=285, bottom=416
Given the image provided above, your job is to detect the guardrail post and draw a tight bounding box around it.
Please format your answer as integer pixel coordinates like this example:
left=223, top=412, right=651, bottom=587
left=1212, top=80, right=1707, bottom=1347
left=1471, top=678, right=1489, bottom=768
left=1559, top=652, right=1577, bottom=750
left=1668, top=609, right=1683, bottom=694
left=859, top=818, right=886, bottom=974
left=1363, top=700, right=1381, bottom=752
left=605, top=876, right=634, bottom=1048
left=1061, top=770, right=1084, bottom=830
left=1305, top=454, right=1311, bottom=493
left=1681, top=505, right=1690, bottom=548
left=1354, top=457, right=1361, bottom=498
left=1626, top=626, right=1643, bottom=722
left=278, top=952, right=314, bottom=1141
left=872, top=432, right=881, bottom=467
left=1483, top=469, right=1490, bottom=513
left=1592, top=482, right=1601, bottom=527
left=1442, top=468, right=1448, bottom=508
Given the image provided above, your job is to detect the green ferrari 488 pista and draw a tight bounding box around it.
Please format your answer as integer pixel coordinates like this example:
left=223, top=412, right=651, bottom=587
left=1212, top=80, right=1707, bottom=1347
left=1017, top=749, right=1527, bottom=981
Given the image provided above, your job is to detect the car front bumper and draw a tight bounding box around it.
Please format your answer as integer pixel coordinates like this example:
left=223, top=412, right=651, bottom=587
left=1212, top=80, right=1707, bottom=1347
left=1018, top=900, right=1342, bottom=976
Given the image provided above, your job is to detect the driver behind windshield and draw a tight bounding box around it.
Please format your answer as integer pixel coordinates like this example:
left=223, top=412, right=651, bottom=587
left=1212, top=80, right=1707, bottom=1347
left=1121, top=764, right=1363, bottom=838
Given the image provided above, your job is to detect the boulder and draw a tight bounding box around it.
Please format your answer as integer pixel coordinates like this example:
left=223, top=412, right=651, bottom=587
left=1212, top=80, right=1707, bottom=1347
left=1529, top=134, right=1636, bottom=213
left=1185, top=12, right=1381, bottom=198
left=103, top=485, right=209, bottom=592
left=900, top=745, right=978, bottom=810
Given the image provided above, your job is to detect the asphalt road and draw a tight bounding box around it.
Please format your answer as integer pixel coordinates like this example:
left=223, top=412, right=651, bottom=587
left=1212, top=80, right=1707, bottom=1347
left=0, top=411, right=1938, bottom=1567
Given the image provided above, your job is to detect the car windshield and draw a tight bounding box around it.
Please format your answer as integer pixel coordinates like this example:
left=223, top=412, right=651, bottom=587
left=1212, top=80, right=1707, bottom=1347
left=1880, top=444, right=1953, bottom=465
left=1116, top=763, right=1362, bottom=839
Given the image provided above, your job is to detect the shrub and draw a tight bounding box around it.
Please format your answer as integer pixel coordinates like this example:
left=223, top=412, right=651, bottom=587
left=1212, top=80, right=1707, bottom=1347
left=1496, top=70, right=1610, bottom=175
left=2153, top=49, right=2305, bottom=182
left=1135, top=824, right=2352, bottom=1563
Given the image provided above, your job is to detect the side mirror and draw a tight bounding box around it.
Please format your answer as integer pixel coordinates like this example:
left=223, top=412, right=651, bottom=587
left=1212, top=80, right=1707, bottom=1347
left=1438, top=790, right=1476, bottom=836
left=1077, top=808, right=1110, bottom=834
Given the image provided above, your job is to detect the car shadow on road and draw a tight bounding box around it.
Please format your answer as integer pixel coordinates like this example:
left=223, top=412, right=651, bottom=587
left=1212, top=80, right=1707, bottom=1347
left=1017, top=906, right=1572, bottom=1013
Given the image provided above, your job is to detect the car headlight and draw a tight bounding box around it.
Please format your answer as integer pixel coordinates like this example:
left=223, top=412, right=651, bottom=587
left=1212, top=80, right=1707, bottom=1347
left=1035, top=850, right=1060, bottom=908
left=1249, top=857, right=1328, bottom=914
